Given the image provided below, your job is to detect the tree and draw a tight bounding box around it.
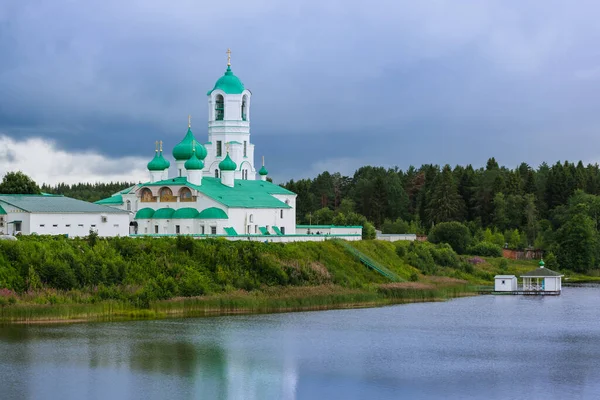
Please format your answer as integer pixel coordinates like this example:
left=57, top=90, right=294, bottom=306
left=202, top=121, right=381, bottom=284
left=492, top=193, right=509, bottom=231
left=0, top=171, right=41, bottom=194
left=426, top=165, right=464, bottom=224
left=428, top=222, right=471, bottom=254
left=557, top=204, right=598, bottom=272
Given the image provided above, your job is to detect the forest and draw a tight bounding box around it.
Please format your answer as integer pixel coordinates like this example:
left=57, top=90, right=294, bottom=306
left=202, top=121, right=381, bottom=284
left=38, top=158, right=600, bottom=273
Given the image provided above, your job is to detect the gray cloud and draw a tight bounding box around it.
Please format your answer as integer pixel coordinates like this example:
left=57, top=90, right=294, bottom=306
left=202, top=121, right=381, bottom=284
left=1, top=0, right=600, bottom=182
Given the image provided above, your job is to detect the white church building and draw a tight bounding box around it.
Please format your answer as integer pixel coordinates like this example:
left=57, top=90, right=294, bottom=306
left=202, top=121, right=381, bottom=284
left=96, top=51, right=361, bottom=241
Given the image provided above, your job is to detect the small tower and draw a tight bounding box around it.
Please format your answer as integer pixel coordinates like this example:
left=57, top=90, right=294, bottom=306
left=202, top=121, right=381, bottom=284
left=185, top=142, right=205, bottom=186
left=147, top=141, right=170, bottom=183
left=219, top=148, right=237, bottom=187
left=173, top=116, right=199, bottom=177
left=258, top=156, right=268, bottom=181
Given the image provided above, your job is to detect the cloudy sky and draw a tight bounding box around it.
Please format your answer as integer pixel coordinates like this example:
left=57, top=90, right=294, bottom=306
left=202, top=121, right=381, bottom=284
left=1, top=0, right=600, bottom=184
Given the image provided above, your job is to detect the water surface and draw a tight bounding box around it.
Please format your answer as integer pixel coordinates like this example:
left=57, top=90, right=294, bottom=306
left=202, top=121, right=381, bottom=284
left=1, top=286, right=599, bottom=399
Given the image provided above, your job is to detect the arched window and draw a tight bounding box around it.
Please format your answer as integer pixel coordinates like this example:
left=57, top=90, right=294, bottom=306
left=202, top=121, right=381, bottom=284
left=249, top=214, right=254, bottom=223
left=159, top=187, right=174, bottom=202
left=241, top=96, right=247, bottom=121
left=179, top=187, right=192, bottom=202
left=215, top=169, right=219, bottom=178
left=215, top=95, right=224, bottom=121
left=126, top=200, right=131, bottom=211
left=140, top=188, right=154, bottom=202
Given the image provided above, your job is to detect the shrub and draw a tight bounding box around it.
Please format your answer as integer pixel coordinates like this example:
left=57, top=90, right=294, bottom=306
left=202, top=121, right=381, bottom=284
left=395, top=245, right=407, bottom=258
left=430, top=244, right=460, bottom=268
left=428, top=222, right=471, bottom=254
left=499, top=259, right=508, bottom=271
left=467, top=241, right=502, bottom=257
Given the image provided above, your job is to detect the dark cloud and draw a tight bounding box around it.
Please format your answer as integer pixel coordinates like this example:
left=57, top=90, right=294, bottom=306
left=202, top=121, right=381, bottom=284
left=1, top=0, right=600, bottom=182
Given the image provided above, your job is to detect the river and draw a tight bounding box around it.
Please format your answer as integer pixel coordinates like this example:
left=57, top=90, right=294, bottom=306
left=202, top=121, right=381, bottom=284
left=1, top=285, right=599, bottom=399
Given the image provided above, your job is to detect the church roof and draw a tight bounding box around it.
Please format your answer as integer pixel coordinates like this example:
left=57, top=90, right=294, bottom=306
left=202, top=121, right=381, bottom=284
left=95, top=194, right=124, bottom=205
left=140, top=176, right=294, bottom=209
left=0, top=195, right=128, bottom=214
left=207, top=66, right=245, bottom=95
left=173, top=128, right=200, bottom=161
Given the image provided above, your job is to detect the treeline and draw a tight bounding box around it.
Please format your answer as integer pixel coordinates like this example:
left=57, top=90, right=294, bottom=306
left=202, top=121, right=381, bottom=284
left=283, top=159, right=600, bottom=272
left=41, top=182, right=137, bottom=202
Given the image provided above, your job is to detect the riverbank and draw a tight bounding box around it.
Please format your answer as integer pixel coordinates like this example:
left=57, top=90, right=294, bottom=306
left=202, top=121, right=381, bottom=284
left=0, top=283, right=476, bottom=324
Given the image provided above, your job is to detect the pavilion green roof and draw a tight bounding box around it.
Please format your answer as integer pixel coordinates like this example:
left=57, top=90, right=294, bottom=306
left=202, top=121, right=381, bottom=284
left=139, top=177, right=294, bottom=209
left=520, top=267, right=563, bottom=277
left=0, top=205, right=6, bottom=215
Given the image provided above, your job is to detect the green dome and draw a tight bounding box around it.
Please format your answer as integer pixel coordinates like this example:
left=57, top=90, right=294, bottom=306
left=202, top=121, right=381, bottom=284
left=258, top=165, right=268, bottom=176
left=172, top=208, right=200, bottom=219
left=153, top=208, right=175, bottom=219
left=135, top=208, right=155, bottom=219
left=173, top=128, right=199, bottom=161
left=184, top=150, right=204, bottom=170
left=207, top=66, right=245, bottom=95
left=539, top=259, right=545, bottom=267
left=147, top=151, right=170, bottom=171
left=197, top=207, right=228, bottom=219
left=219, top=153, right=237, bottom=171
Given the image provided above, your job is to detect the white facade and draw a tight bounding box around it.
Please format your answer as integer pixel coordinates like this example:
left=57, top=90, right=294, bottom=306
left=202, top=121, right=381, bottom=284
left=376, top=233, right=417, bottom=242
left=0, top=196, right=130, bottom=238
left=494, top=275, right=518, bottom=292
left=296, top=225, right=363, bottom=236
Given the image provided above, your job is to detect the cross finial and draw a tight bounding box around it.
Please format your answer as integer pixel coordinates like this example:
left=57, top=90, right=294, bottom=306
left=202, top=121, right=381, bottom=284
left=226, top=142, right=230, bottom=153
left=155, top=141, right=159, bottom=152
left=188, top=115, right=191, bottom=128
left=159, top=141, right=163, bottom=152
left=227, top=48, right=231, bottom=66
left=192, top=140, right=196, bottom=153
left=262, top=156, right=265, bottom=166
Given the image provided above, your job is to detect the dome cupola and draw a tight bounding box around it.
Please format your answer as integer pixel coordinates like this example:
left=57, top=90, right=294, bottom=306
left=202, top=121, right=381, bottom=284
left=184, top=147, right=204, bottom=171
left=173, top=120, right=198, bottom=161
left=147, top=141, right=170, bottom=171
left=219, top=152, right=237, bottom=171
left=207, top=49, right=245, bottom=95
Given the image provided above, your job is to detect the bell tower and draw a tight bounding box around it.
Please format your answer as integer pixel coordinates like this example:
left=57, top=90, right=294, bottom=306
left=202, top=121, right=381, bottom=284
left=204, top=49, right=256, bottom=180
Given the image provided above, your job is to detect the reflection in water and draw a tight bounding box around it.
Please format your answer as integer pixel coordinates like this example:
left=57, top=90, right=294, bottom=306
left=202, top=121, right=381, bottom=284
left=0, top=286, right=600, bottom=399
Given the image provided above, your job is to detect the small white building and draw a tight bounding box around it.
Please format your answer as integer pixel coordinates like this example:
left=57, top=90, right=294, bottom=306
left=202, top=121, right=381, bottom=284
left=0, top=194, right=130, bottom=237
left=520, top=260, right=563, bottom=293
left=494, top=275, right=518, bottom=292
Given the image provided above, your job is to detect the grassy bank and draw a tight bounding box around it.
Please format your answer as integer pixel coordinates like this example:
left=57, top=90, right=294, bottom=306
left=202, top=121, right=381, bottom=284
left=0, top=284, right=475, bottom=324
left=0, top=236, right=589, bottom=324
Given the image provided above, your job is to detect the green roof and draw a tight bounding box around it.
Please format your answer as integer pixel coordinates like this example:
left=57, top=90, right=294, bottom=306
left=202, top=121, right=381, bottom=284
left=207, top=66, right=245, bottom=95
left=520, top=267, right=563, bottom=277
left=224, top=227, right=238, bottom=235
left=184, top=150, right=204, bottom=170
left=198, top=207, right=228, bottom=219
left=227, top=141, right=242, bottom=145
left=147, top=151, right=170, bottom=171
left=259, top=165, right=268, bottom=176
left=258, top=226, right=269, bottom=235
left=135, top=208, right=155, bottom=219
left=0, top=204, right=6, bottom=215
left=219, top=153, right=237, bottom=171
left=118, top=185, right=138, bottom=195
left=140, top=177, right=294, bottom=209
left=153, top=208, right=175, bottom=219
left=95, top=194, right=124, bottom=205
left=0, top=195, right=128, bottom=214
left=173, top=127, right=198, bottom=161
left=172, top=207, right=200, bottom=219
left=272, top=226, right=283, bottom=235
left=296, top=225, right=363, bottom=229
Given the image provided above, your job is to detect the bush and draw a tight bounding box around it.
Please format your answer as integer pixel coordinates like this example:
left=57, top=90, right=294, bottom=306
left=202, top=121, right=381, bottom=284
left=406, top=243, right=437, bottom=275
left=395, top=245, right=407, bottom=258
left=467, top=241, right=503, bottom=257
left=430, top=244, right=460, bottom=268
left=428, top=222, right=471, bottom=254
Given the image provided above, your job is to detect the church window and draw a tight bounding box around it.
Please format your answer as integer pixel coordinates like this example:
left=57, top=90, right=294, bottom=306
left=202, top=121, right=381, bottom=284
left=140, top=188, right=154, bottom=202
left=215, top=169, right=219, bottom=178
left=179, top=187, right=193, bottom=202
left=201, top=226, right=205, bottom=234
left=215, top=95, right=224, bottom=121
left=241, top=96, right=247, bottom=121
left=154, top=225, right=159, bottom=234
left=217, top=141, right=222, bottom=157
left=210, top=226, right=217, bottom=234
left=176, top=225, right=180, bottom=234
left=126, top=200, right=131, bottom=211
left=281, top=227, right=285, bottom=234
left=243, top=141, right=247, bottom=157
left=280, top=210, right=283, bottom=219
left=249, top=214, right=254, bottom=223
left=159, top=187, right=175, bottom=202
